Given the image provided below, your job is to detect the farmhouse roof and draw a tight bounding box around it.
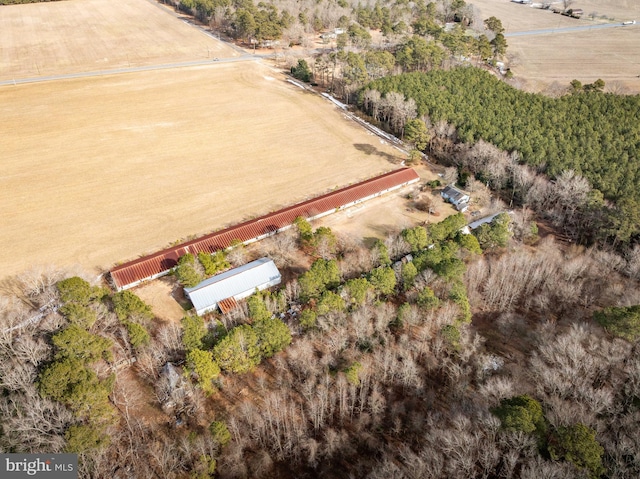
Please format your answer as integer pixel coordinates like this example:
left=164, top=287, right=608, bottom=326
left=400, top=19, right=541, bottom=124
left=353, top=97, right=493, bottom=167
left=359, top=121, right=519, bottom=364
left=442, top=185, right=469, bottom=204
left=110, top=168, right=420, bottom=290
left=185, top=258, right=281, bottom=315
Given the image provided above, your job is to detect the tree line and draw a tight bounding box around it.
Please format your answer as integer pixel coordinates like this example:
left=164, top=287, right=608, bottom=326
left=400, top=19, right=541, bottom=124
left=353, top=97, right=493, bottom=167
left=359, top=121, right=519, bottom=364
left=0, top=0, right=63, bottom=4
left=170, top=0, right=480, bottom=40
left=165, top=0, right=507, bottom=76
left=163, top=0, right=516, bottom=117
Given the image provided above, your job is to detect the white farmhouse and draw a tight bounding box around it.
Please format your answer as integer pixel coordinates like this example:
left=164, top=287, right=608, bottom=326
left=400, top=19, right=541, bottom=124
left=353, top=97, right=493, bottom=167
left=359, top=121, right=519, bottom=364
left=184, top=258, right=281, bottom=315
left=441, top=185, right=471, bottom=212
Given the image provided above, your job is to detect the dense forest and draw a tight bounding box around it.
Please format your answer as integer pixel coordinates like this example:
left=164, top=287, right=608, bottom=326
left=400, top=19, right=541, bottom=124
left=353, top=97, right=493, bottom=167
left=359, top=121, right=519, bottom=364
left=365, top=68, right=640, bottom=202
left=360, top=68, right=640, bottom=246
left=2, top=205, right=640, bottom=478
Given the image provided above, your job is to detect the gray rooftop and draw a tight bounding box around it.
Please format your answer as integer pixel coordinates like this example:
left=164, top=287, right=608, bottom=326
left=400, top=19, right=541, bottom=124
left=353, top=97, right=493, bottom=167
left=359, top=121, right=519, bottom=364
left=442, top=185, right=469, bottom=203
left=184, top=258, right=281, bottom=314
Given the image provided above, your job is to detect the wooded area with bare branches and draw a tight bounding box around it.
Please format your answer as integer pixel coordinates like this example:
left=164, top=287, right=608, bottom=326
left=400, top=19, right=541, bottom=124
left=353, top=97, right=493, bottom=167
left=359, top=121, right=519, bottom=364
left=2, top=205, right=639, bottom=477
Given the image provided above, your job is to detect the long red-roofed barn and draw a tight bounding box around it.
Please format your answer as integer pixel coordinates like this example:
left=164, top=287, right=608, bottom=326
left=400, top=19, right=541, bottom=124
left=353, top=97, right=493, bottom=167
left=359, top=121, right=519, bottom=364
left=110, top=167, right=420, bottom=291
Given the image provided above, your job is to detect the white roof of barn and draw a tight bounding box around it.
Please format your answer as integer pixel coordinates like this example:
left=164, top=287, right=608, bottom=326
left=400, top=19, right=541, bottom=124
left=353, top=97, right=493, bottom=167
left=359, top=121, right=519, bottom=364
left=468, top=211, right=512, bottom=230
left=184, top=258, right=281, bottom=314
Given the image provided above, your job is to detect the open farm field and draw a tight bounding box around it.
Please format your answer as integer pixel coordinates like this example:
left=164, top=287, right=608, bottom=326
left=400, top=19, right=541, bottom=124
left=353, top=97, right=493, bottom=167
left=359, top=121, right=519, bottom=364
left=471, top=0, right=640, bottom=92
left=0, top=0, right=237, bottom=81
left=0, top=61, right=402, bottom=280
left=508, top=27, right=640, bottom=92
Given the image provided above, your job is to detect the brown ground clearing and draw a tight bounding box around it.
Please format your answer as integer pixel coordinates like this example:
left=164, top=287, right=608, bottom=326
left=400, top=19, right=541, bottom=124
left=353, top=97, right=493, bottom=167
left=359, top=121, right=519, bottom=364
left=134, top=277, right=187, bottom=323
left=316, top=164, right=457, bottom=242
left=0, top=61, right=403, bottom=281
left=0, top=0, right=237, bottom=81
left=471, top=0, right=640, bottom=93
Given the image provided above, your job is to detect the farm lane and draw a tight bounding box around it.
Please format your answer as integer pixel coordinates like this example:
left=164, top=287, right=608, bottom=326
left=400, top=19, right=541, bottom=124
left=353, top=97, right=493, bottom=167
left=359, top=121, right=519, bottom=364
left=506, top=21, right=638, bottom=37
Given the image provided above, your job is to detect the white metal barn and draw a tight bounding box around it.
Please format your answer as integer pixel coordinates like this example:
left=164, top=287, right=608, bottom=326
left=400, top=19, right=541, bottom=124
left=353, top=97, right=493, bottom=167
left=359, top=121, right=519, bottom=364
left=185, top=258, right=281, bottom=316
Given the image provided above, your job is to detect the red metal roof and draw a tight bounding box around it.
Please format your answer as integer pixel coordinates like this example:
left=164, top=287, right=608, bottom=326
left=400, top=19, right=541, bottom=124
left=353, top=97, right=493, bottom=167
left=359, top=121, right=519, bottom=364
left=110, top=168, right=419, bottom=290
left=218, top=297, right=239, bottom=314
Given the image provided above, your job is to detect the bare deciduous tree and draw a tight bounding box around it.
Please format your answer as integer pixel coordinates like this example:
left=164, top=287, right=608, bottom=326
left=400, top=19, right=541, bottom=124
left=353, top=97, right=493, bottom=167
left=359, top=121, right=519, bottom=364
left=363, top=89, right=382, bottom=120
left=520, top=455, right=586, bottom=479
left=551, top=169, right=591, bottom=226
left=17, top=265, right=65, bottom=307
left=463, top=140, right=511, bottom=189
left=524, top=174, right=555, bottom=211
left=226, top=245, right=247, bottom=268
left=260, top=230, right=298, bottom=268
left=0, top=387, right=71, bottom=453
left=605, top=80, right=631, bottom=95
left=441, top=166, right=458, bottom=185
left=626, top=245, right=640, bottom=280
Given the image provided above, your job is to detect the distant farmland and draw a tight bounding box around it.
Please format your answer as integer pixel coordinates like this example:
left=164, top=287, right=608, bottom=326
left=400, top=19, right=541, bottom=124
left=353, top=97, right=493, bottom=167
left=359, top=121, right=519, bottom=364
left=471, top=0, right=640, bottom=93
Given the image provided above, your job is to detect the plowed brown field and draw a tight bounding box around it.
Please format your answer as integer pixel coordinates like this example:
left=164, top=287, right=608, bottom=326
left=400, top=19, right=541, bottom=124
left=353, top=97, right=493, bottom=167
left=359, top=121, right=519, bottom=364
left=0, top=61, right=402, bottom=280
left=0, top=0, right=407, bottom=281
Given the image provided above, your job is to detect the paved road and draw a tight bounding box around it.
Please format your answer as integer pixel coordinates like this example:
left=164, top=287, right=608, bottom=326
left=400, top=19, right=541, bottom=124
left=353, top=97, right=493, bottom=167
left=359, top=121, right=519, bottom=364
left=0, top=55, right=275, bottom=87
left=506, top=21, right=638, bottom=37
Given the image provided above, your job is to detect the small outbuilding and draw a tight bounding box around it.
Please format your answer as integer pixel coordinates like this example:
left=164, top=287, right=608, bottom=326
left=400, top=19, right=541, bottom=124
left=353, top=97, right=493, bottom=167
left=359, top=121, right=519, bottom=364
left=467, top=212, right=508, bottom=231
left=441, top=185, right=470, bottom=212
left=184, top=258, right=281, bottom=316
